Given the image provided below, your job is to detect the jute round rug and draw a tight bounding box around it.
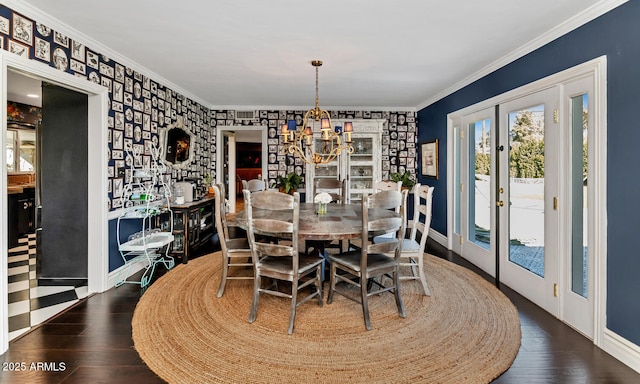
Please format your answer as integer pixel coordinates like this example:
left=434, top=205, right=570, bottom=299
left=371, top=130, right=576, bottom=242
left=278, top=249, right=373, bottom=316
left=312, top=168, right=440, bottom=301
left=132, top=253, right=520, bottom=384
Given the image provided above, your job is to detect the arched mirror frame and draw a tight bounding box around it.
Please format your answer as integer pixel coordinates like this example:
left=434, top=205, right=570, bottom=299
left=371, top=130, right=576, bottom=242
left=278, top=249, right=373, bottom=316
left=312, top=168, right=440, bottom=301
left=159, top=117, right=196, bottom=170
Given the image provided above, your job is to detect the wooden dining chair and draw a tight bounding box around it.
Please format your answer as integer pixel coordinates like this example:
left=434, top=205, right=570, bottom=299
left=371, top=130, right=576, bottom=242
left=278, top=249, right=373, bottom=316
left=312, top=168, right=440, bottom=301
left=308, top=178, right=347, bottom=253
left=327, top=189, right=408, bottom=330
left=373, top=180, right=402, bottom=212
left=213, top=184, right=253, bottom=298
left=244, top=189, right=324, bottom=334
left=373, top=180, right=402, bottom=192
left=374, top=184, right=434, bottom=295
left=312, top=178, right=347, bottom=204
left=242, top=178, right=266, bottom=193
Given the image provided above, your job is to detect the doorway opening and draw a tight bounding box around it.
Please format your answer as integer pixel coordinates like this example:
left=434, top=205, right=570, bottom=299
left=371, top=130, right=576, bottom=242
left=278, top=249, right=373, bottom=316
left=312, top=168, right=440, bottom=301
left=2, top=54, right=108, bottom=351
left=216, top=126, right=267, bottom=213
left=6, top=71, right=92, bottom=340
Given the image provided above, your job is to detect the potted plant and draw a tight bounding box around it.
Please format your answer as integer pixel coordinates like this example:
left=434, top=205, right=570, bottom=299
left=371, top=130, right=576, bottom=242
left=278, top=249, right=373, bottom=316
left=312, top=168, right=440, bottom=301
left=275, top=172, right=302, bottom=195
left=204, top=173, right=214, bottom=195
left=390, top=170, right=416, bottom=190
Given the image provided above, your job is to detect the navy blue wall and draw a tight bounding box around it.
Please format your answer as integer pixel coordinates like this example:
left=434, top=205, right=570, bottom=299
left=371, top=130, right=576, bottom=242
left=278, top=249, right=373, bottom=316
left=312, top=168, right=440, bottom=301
left=416, top=1, right=640, bottom=345
left=108, top=218, right=143, bottom=272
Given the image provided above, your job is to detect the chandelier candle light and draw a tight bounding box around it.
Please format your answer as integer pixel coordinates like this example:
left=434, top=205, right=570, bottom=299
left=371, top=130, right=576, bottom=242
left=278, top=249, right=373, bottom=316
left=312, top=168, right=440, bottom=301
left=280, top=60, right=354, bottom=167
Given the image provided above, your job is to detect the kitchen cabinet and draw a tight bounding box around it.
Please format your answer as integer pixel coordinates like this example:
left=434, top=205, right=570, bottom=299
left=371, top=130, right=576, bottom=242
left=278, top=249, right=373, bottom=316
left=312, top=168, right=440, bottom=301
left=7, top=186, right=35, bottom=248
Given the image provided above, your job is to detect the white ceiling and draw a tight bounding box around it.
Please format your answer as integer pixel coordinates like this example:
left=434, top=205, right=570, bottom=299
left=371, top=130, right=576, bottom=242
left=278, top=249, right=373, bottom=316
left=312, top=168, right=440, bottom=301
left=11, top=0, right=621, bottom=110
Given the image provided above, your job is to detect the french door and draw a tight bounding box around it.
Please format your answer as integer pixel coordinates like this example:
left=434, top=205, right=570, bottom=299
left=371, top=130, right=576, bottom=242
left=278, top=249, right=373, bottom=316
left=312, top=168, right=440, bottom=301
left=454, top=107, right=496, bottom=276
left=451, top=71, right=597, bottom=339
left=497, top=88, right=559, bottom=316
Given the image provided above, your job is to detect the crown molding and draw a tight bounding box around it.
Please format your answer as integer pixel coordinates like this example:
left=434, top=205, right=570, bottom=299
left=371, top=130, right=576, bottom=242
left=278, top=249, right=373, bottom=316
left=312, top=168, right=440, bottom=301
left=210, top=104, right=416, bottom=113
left=415, top=0, right=628, bottom=111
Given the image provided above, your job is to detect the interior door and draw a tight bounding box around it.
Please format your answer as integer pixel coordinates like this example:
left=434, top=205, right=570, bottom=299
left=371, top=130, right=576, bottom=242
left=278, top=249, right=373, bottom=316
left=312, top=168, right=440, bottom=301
left=38, top=83, right=88, bottom=281
left=498, top=87, right=559, bottom=315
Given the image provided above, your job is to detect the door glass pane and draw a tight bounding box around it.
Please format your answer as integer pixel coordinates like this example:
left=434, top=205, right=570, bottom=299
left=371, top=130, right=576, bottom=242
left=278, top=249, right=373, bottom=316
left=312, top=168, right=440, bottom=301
left=19, top=130, right=36, bottom=172
left=351, top=137, right=373, bottom=162
left=6, top=130, right=16, bottom=172
left=469, top=118, right=491, bottom=249
left=508, top=105, right=545, bottom=277
left=571, top=94, right=588, bottom=297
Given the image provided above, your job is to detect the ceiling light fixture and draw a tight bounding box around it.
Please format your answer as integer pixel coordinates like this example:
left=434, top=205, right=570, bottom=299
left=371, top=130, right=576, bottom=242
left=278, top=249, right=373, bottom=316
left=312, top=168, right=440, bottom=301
left=280, top=60, right=353, bottom=167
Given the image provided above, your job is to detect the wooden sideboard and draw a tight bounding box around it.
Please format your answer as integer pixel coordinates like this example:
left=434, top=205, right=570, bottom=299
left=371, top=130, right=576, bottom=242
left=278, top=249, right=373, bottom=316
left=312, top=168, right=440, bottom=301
left=168, top=196, right=216, bottom=264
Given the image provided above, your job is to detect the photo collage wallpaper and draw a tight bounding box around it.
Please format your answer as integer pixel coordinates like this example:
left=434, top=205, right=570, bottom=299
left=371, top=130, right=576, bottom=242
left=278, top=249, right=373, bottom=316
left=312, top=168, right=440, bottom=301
left=0, top=4, right=417, bottom=212
left=209, top=110, right=417, bottom=188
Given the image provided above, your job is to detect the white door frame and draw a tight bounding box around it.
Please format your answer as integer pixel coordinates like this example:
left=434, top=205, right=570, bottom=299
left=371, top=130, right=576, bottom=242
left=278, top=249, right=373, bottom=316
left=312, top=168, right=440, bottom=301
left=216, top=125, right=267, bottom=213
left=447, top=56, right=607, bottom=346
left=1, top=53, right=109, bottom=353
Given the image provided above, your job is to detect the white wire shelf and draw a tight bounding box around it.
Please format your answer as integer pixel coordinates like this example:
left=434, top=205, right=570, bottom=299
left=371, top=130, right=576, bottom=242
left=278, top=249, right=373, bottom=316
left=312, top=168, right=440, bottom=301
left=119, top=232, right=174, bottom=252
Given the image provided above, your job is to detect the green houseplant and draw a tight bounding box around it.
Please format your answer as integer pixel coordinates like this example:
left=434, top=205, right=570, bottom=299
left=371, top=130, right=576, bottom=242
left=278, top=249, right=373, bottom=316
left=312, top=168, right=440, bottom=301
left=275, top=172, right=303, bottom=194
left=390, top=170, right=416, bottom=190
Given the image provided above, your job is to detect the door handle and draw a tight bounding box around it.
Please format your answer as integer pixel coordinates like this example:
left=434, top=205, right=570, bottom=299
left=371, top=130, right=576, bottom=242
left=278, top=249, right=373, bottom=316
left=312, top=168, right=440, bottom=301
left=496, top=200, right=504, bottom=207
left=35, top=205, right=43, bottom=229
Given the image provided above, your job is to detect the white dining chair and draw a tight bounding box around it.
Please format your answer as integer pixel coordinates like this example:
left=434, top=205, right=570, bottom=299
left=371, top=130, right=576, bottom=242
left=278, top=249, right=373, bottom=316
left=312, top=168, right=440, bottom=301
left=374, top=184, right=434, bottom=295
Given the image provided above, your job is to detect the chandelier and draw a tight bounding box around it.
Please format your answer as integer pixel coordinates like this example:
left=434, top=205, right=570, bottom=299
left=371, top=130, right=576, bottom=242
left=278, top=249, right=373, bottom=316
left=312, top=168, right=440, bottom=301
left=280, top=60, right=353, bottom=167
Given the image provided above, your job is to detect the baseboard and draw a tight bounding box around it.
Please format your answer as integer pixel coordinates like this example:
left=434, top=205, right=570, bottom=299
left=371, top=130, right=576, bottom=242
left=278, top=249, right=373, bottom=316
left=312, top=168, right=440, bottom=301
left=429, top=230, right=448, bottom=249
left=107, top=262, right=146, bottom=289
left=602, top=329, right=640, bottom=374
left=37, top=278, right=87, bottom=287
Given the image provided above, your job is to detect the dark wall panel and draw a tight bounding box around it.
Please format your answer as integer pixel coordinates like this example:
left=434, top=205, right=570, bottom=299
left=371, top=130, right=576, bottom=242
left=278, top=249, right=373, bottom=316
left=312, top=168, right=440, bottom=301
left=39, top=83, right=88, bottom=280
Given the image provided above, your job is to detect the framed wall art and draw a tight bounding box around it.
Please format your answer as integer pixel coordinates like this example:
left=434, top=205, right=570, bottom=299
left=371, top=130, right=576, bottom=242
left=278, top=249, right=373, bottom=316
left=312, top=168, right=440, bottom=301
left=0, top=16, right=10, bottom=35
left=12, top=13, right=33, bottom=46
left=421, top=139, right=438, bottom=178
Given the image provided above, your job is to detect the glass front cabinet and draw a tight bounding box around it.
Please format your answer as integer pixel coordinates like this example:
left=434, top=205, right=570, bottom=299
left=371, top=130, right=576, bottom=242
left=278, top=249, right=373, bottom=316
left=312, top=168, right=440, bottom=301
left=305, top=119, right=384, bottom=204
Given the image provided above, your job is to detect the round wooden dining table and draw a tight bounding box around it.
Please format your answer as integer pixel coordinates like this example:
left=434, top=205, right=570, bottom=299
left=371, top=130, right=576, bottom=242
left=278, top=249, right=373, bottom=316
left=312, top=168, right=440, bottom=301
left=232, top=202, right=398, bottom=241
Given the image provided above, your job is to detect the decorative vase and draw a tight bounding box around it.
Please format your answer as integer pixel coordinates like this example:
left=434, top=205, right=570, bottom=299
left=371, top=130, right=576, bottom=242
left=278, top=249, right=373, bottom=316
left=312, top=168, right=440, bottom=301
left=318, top=202, right=327, bottom=215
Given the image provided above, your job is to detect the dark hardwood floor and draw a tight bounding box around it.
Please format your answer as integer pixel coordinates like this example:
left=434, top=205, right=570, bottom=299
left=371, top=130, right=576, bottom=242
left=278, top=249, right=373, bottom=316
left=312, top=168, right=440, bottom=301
left=2, top=240, right=639, bottom=383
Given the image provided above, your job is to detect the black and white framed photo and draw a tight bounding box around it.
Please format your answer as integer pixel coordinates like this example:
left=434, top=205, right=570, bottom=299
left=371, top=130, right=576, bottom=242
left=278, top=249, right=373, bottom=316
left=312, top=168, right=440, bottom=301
left=36, top=23, right=51, bottom=37
left=112, top=130, right=123, bottom=150
left=115, top=63, right=125, bottom=82
left=88, top=71, right=100, bottom=84
left=0, top=16, right=10, bottom=35
left=112, top=179, right=123, bottom=198
left=71, top=40, right=85, bottom=61
left=70, top=59, right=86, bottom=74
left=53, top=31, right=69, bottom=47
left=421, top=139, right=439, bottom=179
left=52, top=47, right=68, bottom=70
left=9, top=40, right=29, bottom=58
left=12, top=13, right=33, bottom=46
left=113, top=82, right=123, bottom=102
left=87, top=50, right=99, bottom=69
